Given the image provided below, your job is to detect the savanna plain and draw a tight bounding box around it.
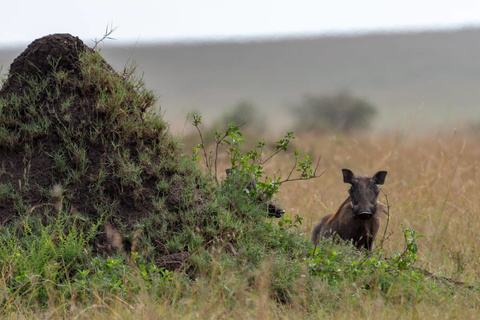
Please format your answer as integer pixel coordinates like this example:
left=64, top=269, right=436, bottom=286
left=1, top=33, right=480, bottom=319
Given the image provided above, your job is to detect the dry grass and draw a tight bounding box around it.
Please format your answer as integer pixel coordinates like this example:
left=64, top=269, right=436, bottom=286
left=3, top=127, right=480, bottom=319
left=271, top=128, right=480, bottom=282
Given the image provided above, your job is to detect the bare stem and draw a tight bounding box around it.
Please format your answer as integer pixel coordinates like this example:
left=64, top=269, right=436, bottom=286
left=379, top=187, right=390, bottom=251
left=279, top=157, right=324, bottom=184
left=194, top=123, right=211, bottom=174
left=260, top=149, right=283, bottom=165
left=93, top=23, right=118, bottom=50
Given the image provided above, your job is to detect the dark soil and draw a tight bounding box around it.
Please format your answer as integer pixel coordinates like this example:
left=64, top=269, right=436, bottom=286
left=0, top=34, right=93, bottom=225
left=0, top=34, right=92, bottom=96
left=0, top=34, right=215, bottom=262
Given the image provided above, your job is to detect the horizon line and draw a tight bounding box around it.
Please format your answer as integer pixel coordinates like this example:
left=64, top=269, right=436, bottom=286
left=1, top=23, right=480, bottom=49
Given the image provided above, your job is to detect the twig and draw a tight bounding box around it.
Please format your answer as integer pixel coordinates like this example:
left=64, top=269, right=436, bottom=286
left=180, top=112, right=190, bottom=138
left=194, top=120, right=211, bottom=174
left=27, top=203, right=55, bottom=214
left=312, top=231, right=321, bottom=259
left=414, top=267, right=476, bottom=289
left=285, top=157, right=298, bottom=181
left=378, top=187, right=390, bottom=251
left=278, top=156, right=323, bottom=184
left=280, top=170, right=325, bottom=184
left=93, top=23, right=118, bottom=50
left=280, top=155, right=324, bottom=184
left=260, top=149, right=284, bottom=165
left=252, top=143, right=266, bottom=166
left=214, top=135, right=224, bottom=183
left=214, top=122, right=246, bottom=183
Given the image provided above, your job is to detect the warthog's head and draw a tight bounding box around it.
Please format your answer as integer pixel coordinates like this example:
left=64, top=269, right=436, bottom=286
left=226, top=169, right=285, bottom=218
left=264, top=198, right=286, bottom=218
left=342, top=169, right=387, bottom=220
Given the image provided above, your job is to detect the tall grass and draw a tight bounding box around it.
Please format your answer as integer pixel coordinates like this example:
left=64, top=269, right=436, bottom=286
left=1, top=118, right=479, bottom=318
left=275, top=129, right=480, bottom=283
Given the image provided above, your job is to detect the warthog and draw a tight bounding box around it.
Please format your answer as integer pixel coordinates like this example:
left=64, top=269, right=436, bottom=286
left=312, top=169, right=388, bottom=251
left=225, top=168, right=285, bottom=218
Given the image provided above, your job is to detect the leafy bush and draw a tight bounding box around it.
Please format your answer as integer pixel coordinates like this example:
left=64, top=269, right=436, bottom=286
left=191, top=115, right=322, bottom=301
left=192, top=115, right=320, bottom=187
left=292, top=91, right=377, bottom=133
left=306, top=228, right=426, bottom=292
left=73, top=256, right=173, bottom=299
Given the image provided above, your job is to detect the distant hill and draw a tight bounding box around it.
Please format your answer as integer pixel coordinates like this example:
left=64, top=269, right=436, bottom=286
left=2, top=28, right=480, bottom=133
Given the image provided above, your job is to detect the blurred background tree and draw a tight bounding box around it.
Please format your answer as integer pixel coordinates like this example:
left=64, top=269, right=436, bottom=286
left=214, top=99, right=265, bottom=131
left=292, top=91, right=377, bottom=133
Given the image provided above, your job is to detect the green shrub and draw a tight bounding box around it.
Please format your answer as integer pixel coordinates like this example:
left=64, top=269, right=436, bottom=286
left=306, top=228, right=426, bottom=298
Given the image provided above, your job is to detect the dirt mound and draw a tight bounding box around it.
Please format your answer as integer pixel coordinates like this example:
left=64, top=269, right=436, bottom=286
left=0, top=34, right=92, bottom=96
left=0, top=34, right=215, bottom=260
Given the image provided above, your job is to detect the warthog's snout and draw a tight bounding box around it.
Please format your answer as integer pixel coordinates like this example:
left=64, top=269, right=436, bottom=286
left=357, top=211, right=374, bottom=219
left=226, top=168, right=286, bottom=218
left=268, top=203, right=286, bottom=218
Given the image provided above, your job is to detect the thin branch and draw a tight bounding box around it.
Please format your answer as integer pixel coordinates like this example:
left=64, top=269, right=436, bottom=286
left=214, top=122, right=246, bottom=183
left=252, top=143, right=265, bottom=166
left=93, top=23, right=118, bottom=50
left=260, top=148, right=284, bottom=165
left=214, top=132, right=229, bottom=183
left=312, top=233, right=320, bottom=259
left=285, top=159, right=297, bottom=181
left=314, top=155, right=321, bottom=172
left=378, top=187, right=390, bottom=251
left=180, top=112, right=190, bottom=138
left=194, top=122, right=211, bottom=173
left=413, top=267, right=475, bottom=289
left=279, top=156, right=323, bottom=184
left=259, top=133, right=295, bottom=165
left=279, top=170, right=325, bottom=184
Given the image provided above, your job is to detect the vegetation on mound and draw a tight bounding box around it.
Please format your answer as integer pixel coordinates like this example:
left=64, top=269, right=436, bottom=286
left=0, top=34, right=220, bottom=261
left=0, top=33, right=318, bottom=310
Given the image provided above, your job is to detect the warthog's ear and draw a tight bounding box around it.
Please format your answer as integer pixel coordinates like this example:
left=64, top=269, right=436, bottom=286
left=342, top=169, right=355, bottom=184
left=372, top=171, right=387, bottom=185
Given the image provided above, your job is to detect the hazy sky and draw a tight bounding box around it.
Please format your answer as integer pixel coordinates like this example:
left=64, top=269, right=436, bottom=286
left=1, top=0, right=480, bottom=46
